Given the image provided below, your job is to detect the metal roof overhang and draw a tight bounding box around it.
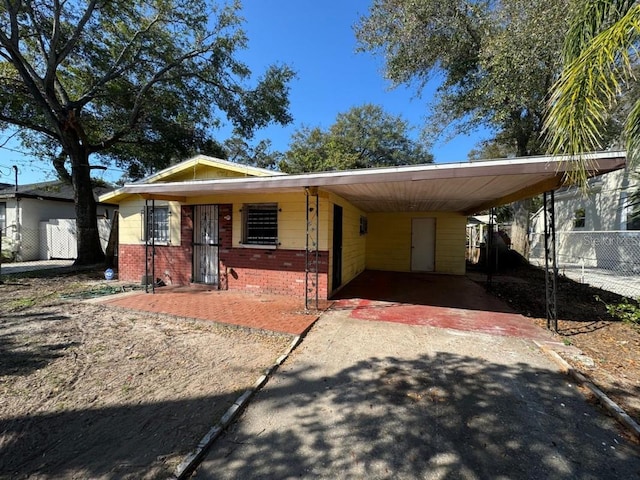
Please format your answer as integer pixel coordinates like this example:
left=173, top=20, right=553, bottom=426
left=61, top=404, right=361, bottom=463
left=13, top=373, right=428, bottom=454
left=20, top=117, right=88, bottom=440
left=112, top=152, right=626, bottom=214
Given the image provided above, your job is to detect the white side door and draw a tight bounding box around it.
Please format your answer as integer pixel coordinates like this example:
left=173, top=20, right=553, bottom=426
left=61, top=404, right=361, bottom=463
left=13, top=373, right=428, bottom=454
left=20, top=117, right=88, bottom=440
left=411, top=217, right=436, bottom=272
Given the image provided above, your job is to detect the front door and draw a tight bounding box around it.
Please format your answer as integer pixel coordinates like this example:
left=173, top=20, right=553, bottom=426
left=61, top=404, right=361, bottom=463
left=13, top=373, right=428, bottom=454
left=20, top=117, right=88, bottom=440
left=411, top=217, right=436, bottom=272
left=332, top=205, right=343, bottom=289
left=193, top=205, right=219, bottom=284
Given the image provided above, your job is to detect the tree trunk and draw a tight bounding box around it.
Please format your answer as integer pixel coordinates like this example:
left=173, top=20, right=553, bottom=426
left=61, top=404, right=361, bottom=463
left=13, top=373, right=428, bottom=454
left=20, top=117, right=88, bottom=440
left=510, top=199, right=531, bottom=258
left=70, top=147, right=105, bottom=265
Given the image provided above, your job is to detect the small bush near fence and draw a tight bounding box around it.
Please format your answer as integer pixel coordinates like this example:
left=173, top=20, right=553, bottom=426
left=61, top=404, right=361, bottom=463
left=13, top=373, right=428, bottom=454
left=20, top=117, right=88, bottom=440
left=597, top=295, right=640, bottom=327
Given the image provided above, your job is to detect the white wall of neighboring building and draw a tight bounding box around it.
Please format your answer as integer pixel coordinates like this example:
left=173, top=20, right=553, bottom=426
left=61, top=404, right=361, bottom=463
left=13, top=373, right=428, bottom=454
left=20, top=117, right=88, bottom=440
left=1, top=196, right=116, bottom=261
left=531, top=166, right=638, bottom=234
left=529, top=166, right=640, bottom=295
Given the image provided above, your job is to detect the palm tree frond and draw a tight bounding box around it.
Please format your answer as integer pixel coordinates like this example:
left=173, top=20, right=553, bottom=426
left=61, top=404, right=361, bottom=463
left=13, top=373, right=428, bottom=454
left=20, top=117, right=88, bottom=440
left=564, top=0, right=637, bottom=62
left=545, top=3, right=640, bottom=185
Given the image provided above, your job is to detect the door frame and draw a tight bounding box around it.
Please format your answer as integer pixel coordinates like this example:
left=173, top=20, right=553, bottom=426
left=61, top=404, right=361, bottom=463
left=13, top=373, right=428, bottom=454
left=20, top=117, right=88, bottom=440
left=411, top=217, right=436, bottom=272
left=192, top=204, right=220, bottom=285
left=332, top=204, right=343, bottom=290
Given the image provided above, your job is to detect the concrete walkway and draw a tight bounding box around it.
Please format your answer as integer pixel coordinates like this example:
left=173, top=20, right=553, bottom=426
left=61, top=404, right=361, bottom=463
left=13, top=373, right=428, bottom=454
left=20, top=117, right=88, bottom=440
left=191, top=310, right=640, bottom=479
left=0, top=259, right=74, bottom=275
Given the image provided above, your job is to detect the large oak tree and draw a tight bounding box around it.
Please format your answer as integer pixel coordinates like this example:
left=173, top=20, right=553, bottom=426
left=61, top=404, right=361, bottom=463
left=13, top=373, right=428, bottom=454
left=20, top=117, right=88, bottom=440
left=355, top=0, right=572, bottom=158
left=0, top=0, right=293, bottom=264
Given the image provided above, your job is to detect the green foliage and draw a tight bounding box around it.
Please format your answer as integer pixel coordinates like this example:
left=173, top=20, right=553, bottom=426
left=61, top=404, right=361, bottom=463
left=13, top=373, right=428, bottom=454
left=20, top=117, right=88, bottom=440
left=280, top=104, right=432, bottom=173
left=598, top=295, right=640, bottom=326
left=0, top=1, right=294, bottom=262
left=356, top=0, right=573, bottom=157
left=544, top=0, right=640, bottom=186
left=0, top=1, right=293, bottom=175
left=224, top=136, right=282, bottom=170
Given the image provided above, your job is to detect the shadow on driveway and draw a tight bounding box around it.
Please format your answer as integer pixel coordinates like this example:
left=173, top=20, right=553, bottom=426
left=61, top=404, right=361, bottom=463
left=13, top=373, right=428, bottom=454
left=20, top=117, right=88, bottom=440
left=193, top=315, right=640, bottom=479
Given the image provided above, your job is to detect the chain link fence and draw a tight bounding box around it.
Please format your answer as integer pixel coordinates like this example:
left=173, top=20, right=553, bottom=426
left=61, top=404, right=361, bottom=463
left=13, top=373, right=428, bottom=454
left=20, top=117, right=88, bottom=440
left=1, top=219, right=111, bottom=262
left=529, top=231, right=640, bottom=299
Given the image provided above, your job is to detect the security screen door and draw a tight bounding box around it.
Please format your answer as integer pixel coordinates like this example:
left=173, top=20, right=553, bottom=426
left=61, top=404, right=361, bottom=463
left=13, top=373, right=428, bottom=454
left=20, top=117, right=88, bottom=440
left=193, top=205, right=219, bottom=284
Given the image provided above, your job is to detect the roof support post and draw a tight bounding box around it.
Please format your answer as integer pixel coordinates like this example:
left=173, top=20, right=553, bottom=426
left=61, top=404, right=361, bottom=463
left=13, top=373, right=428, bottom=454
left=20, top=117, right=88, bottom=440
left=144, top=199, right=149, bottom=293
left=0, top=226, right=3, bottom=284
left=486, top=208, right=496, bottom=287
left=151, top=199, right=156, bottom=294
left=143, top=199, right=157, bottom=294
left=544, top=191, right=558, bottom=331
left=304, top=187, right=319, bottom=311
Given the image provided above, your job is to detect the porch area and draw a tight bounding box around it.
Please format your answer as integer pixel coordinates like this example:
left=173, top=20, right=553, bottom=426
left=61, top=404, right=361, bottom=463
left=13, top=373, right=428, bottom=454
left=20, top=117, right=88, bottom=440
left=99, top=271, right=548, bottom=340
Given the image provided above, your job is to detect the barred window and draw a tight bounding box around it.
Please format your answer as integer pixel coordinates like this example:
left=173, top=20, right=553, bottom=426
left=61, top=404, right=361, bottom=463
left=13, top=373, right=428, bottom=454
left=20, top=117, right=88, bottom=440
left=145, top=206, right=169, bottom=243
left=242, top=203, right=278, bottom=245
left=359, top=215, right=368, bottom=235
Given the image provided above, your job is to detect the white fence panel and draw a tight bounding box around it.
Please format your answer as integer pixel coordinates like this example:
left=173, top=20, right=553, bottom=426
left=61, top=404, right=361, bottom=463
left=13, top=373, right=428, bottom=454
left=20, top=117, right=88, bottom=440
left=39, top=218, right=111, bottom=260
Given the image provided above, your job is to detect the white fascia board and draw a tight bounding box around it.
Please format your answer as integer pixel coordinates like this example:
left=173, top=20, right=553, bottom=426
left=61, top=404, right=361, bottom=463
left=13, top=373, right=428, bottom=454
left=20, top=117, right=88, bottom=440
left=118, top=152, right=626, bottom=197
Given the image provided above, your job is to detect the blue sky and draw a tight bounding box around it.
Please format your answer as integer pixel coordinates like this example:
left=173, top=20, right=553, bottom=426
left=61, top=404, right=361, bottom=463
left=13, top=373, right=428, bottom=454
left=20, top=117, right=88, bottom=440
left=0, top=1, right=489, bottom=186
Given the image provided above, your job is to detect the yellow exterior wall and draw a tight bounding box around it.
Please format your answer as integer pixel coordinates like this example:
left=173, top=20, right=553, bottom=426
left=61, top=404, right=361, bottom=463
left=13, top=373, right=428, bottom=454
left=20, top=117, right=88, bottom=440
left=117, top=189, right=466, bottom=285
left=366, top=212, right=467, bottom=275
left=120, top=192, right=331, bottom=250
left=189, top=192, right=329, bottom=250
left=119, top=199, right=182, bottom=245
left=326, top=193, right=367, bottom=292
left=160, top=165, right=264, bottom=182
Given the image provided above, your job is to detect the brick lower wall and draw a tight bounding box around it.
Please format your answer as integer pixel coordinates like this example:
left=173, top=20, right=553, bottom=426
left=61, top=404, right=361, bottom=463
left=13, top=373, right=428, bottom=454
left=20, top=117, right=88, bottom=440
left=220, top=248, right=328, bottom=297
left=118, top=206, right=193, bottom=285
left=117, top=203, right=329, bottom=298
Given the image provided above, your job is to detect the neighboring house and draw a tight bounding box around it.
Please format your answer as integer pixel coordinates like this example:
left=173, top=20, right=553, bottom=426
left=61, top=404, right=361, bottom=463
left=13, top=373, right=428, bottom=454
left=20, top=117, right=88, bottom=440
left=100, top=152, right=625, bottom=301
left=528, top=165, right=640, bottom=297
left=0, top=181, right=117, bottom=261
left=530, top=165, right=639, bottom=233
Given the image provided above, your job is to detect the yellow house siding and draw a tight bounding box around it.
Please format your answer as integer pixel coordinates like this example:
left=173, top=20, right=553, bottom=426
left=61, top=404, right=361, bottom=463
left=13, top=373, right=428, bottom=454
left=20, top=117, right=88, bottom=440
left=187, top=192, right=329, bottom=251
left=119, top=199, right=181, bottom=245
left=326, top=193, right=367, bottom=291
left=434, top=215, right=467, bottom=274
left=162, top=165, right=258, bottom=182
left=366, top=212, right=466, bottom=274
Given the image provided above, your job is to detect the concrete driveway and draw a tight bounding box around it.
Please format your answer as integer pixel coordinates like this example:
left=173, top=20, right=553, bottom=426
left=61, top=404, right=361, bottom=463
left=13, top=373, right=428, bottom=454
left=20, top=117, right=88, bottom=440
left=191, top=308, right=640, bottom=479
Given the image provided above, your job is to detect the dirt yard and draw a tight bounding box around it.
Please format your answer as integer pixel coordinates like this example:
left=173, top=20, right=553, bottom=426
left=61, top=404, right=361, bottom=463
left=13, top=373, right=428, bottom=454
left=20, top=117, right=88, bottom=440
left=0, top=268, right=292, bottom=479
left=488, top=263, right=640, bottom=427
left=2, top=264, right=639, bottom=478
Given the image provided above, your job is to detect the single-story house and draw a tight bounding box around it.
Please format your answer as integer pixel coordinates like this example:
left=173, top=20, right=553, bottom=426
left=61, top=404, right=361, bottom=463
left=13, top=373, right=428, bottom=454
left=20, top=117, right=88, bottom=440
left=530, top=164, right=639, bottom=233
left=528, top=163, right=639, bottom=273
left=99, top=152, right=626, bottom=301
left=0, top=181, right=117, bottom=261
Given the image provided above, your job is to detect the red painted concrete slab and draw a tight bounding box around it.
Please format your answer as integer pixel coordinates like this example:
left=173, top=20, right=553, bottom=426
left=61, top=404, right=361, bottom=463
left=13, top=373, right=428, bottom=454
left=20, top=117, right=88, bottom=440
left=100, top=286, right=327, bottom=336
left=99, top=271, right=551, bottom=341
left=332, top=271, right=552, bottom=340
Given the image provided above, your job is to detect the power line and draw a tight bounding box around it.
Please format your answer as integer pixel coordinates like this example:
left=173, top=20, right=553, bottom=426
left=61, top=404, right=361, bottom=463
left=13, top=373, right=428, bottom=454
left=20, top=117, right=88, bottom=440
left=0, top=144, right=30, bottom=155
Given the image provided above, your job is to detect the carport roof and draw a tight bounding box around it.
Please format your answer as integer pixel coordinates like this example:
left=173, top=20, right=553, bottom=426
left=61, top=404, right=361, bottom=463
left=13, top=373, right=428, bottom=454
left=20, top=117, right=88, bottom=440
left=101, top=151, right=626, bottom=214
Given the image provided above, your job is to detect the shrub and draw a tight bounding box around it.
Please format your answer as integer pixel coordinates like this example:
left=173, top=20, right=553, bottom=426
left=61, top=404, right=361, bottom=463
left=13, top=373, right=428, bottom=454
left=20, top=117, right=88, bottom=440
left=597, top=295, right=640, bottom=326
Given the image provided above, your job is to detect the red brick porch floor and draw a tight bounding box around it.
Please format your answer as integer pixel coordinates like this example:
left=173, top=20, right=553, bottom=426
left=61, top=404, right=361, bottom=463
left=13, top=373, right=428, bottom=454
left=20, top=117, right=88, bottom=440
left=99, top=285, right=329, bottom=336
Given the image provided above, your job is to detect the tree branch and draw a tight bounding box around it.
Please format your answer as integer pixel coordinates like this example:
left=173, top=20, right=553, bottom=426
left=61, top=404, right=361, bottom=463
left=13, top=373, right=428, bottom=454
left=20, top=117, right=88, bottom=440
left=55, top=0, right=100, bottom=66
left=75, top=14, right=163, bottom=108
left=87, top=46, right=213, bottom=153
left=0, top=111, right=57, bottom=137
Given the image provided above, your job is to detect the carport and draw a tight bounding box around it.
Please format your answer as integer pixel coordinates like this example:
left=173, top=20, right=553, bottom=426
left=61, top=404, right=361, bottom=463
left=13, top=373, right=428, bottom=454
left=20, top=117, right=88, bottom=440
left=106, top=151, right=626, bottom=329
